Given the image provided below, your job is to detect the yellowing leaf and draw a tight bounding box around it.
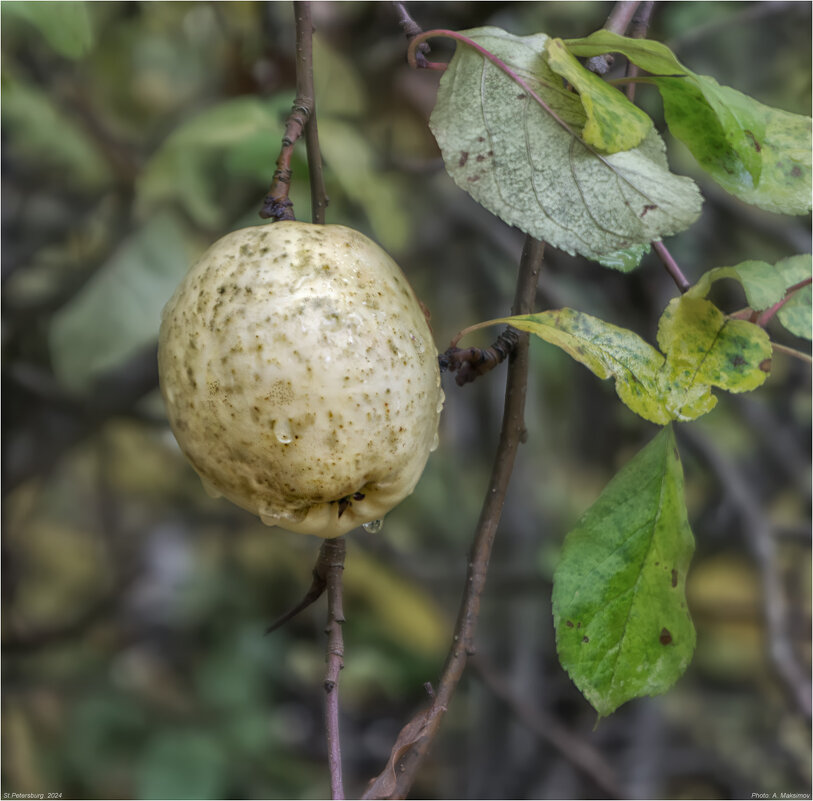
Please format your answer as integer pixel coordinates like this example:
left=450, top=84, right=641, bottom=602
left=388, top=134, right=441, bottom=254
left=657, top=296, right=772, bottom=416
left=499, top=310, right=672, bottom=424
left=496, top=303, right=772, bottom=425
left=565, top=31, right=812, bottom=215
left=544, top=38, right=651, bottom=153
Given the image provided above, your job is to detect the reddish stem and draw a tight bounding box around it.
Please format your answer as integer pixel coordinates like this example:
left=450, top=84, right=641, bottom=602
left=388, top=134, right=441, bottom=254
left=756, top=277, right=811, bottom=327
left=407, top=30, right=582, bottom=142
left=652, top=240, right=691, bottom=293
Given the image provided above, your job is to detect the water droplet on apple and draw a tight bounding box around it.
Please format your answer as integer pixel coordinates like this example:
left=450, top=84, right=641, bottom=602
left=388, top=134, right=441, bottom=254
left=273, top=419, right=293, bottom=444
left=362, top=518, right=384, bottom=534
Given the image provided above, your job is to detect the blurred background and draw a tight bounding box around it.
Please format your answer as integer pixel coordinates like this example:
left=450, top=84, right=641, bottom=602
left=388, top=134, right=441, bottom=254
left=2, top=2, right=810, bottom=799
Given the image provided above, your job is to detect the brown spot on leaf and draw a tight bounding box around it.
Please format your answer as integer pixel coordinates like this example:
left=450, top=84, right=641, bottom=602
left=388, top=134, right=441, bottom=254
left=660, top=628, right=673, bottom=645
left=516, top=93, right=526, bottom=100
left=791, top=165, right=802, bottom=178
left=476, top=154, right=486, bottom=162
left=730, top=354, right=746, bottom=367
left=759, top=358, right=772, bottom=373
left=743, top=129, right=762, bottom=153
left=467, top=175, right=481, bottom=183
left=640, top=204, right=658, bottom=218
left=582, top=636, right=589, bottom=643
left=458, top=151, right=469, bottom=167
left=671, top=569, right=678, bottom=588
left=477, top=136, right=485, bottom=143
left=566, top=620, right=574, bottom=628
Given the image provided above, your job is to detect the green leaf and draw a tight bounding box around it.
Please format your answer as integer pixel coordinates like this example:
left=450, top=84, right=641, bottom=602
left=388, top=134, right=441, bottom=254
left=552, top=425, right=696, bottom=718
left=4, top=1, right=94, bottom=59
left=657, top=296, right=773, bottom=413
left=688, top=260, right=795, bottom=310
left=138, top=731, right=228, bottom=801
left=775, top=255, right=813, bottom=339
left=777, top=285, right=812, bottom=340
left=429, top=27, right=702, bottom=266
left=544, top=38, right=652, bottom=154
left=686, top=255, right=811, bottom=340
left=49, top=215, right=197, bottom=393
left=564, top=31, right=812, bottom=215
left=2, top=78, right=111, bottom=189
left=313, top=33, right=367, bottom=117
left=137, top=96, right=289, bottom=227
left=318, top=116, right=410, bottom=252
left=498, top=310, right=672, bottom=424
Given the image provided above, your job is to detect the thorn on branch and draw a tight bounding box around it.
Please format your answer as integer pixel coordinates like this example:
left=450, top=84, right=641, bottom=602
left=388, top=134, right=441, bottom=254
left=265, top=541, right=333, bottom=633
left=439, top=328, right=520, bottom=386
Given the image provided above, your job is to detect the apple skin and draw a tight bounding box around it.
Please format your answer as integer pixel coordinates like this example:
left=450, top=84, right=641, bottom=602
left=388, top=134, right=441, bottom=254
left=158, top=222, right=443, bottom=537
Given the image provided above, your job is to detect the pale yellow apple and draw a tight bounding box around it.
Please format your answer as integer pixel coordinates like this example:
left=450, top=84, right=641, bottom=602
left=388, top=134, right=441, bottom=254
left=158, top=222, right=443, bottom=537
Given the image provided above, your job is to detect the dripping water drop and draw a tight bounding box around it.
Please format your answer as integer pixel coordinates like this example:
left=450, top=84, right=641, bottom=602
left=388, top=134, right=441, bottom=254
left=362, top=518, right=384, bottom=534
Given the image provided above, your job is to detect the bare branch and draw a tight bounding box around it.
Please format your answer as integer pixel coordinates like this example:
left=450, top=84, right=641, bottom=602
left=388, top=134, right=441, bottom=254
left=469, top=655, right=624, bottom=799
left=363, top=237, right=544, bottom=799
left=677, top=426, right=812, bottom=720
left=586, top=0, right=641, bottom=74
left=625, top=1, right=656, bottom=101
left=652, top=239, right=691, bottom=293
left=260, top=1, right=328, bottom=223
left=323, top=537, right=347, bottom=800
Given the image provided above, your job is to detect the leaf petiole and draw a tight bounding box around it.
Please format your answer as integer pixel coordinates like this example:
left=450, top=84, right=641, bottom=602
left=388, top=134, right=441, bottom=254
left=407, top=29, right=589, bottom=148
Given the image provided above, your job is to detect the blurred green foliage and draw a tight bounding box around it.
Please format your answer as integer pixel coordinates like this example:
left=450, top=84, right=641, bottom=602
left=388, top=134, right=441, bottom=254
left=2, top=2, right=810, bottom=800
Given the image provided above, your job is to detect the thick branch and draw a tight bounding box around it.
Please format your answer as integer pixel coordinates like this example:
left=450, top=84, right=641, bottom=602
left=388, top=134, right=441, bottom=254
left=363, top=237, right=544, bottom=800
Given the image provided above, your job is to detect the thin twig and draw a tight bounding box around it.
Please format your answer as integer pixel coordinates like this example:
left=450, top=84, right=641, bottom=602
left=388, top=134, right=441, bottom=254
left=652, top=239, right=691, bottom=293
left=469, top=655, right=623, bottom=798
left=362, top=237, right=544, bottom=800
left=586, top=1, right=641, bottom=74
left=259, top=1, right=328, bottom=222
left=677, top=426, right=812, bottom=720
left=294, top=1, right=328, bottom=224
left=322, top=537, right=347, bottom=800
left=625, top=1, right=656, bottom=101
left=265, top=566, right=327, bottom=634
left=756, top=277, right=812, bottom=327
left=770, top=342, right=813, bottom=365
left=392, top=2, right=431, bottom=68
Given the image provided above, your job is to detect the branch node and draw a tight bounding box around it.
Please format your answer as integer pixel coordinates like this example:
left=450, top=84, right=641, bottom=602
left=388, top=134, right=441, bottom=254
left=439, top=327, right=520, bottom=386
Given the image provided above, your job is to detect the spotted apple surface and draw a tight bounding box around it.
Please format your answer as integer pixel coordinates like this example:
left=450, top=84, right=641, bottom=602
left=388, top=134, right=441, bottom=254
left=158, top=222, right=443, bottom=537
